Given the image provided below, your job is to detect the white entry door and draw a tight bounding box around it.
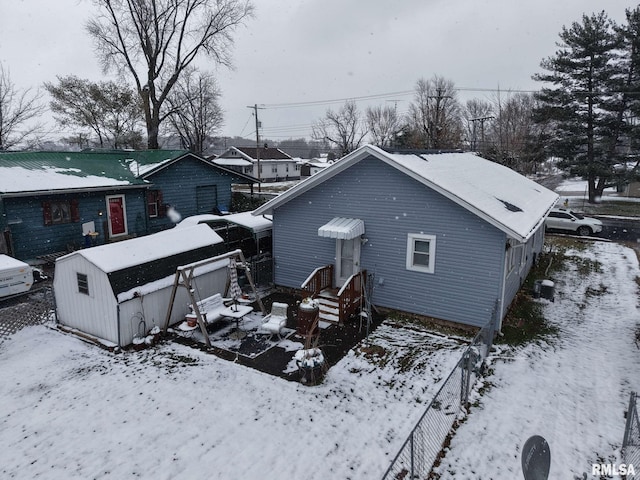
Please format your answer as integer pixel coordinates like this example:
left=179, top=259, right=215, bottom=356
left=336, top=238, right=361, bottom=286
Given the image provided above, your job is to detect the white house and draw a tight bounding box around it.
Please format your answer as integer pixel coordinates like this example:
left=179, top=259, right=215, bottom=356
left=54, top=224, right=229, bottom=347
left=212, top=146, right=301, bottom=182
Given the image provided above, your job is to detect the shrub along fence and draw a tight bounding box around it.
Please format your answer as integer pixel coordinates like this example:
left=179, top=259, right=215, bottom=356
left=381, top=318, right=495, bottom=480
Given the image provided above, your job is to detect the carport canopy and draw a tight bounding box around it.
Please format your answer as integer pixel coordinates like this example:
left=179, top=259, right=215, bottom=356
left=317, top=217, right=365, bottom=240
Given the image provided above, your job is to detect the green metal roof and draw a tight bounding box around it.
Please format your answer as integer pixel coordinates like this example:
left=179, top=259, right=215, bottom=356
left=0, top=150, right=190, bottom=194
left=0, top=149, right=258, bottom=195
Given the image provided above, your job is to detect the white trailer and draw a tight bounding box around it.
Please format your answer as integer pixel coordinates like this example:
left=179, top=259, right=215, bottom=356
left=0, top=255, right=33, bottom=298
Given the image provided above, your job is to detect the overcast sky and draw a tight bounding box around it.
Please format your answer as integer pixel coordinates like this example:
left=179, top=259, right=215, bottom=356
left=0, top=0, right=636, bottom=145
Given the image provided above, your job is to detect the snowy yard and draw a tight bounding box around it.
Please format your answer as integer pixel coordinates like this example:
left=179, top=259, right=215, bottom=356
left=436, top=239, right=640, bottom=479
left=0, top=238, right=638, bottom=479
left=0, top=307, right=468, bottom=479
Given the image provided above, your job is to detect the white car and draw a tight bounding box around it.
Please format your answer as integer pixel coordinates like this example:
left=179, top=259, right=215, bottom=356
left=545, top=208, right=603, bottom=236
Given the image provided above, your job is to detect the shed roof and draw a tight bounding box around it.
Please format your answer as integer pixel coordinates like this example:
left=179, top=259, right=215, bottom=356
left=57, top=225, right=226, bottom=296
left=253, top=144, right=558, bottom=242
left=60, top=224, right=223, bottom=273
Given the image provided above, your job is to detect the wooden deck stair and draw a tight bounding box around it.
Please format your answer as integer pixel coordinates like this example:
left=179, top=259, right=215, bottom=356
left=301, top=265, right=367, bottom=325
left=316, top=289, right=340, bottom=324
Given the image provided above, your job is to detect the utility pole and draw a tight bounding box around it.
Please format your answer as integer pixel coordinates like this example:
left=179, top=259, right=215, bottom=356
left=247, top=104, right=264, bottom=192
left=469, top=116, right=493, bottom=151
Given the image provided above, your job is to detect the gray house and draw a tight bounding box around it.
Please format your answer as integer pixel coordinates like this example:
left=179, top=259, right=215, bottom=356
left=252, top=145, right=558, bottom=331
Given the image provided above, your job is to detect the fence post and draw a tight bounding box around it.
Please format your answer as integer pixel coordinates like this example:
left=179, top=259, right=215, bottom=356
left=623, top=392, right=637, bottom=448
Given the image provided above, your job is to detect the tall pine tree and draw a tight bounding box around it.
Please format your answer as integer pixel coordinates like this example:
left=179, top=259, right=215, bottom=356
left=613, top=7, right=640, bottom=183
left=533, top=11, right=620, bottom=203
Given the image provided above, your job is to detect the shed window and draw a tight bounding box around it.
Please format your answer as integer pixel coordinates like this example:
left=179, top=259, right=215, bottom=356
left=42, top=199, right=80, bottom=225
left=406, top=233, right=436, bottom=273
left=77, top=272, right=89, bottom=295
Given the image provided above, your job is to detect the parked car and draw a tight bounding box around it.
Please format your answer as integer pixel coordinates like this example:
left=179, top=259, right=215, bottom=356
left=544, top=208, right=603, bottom=236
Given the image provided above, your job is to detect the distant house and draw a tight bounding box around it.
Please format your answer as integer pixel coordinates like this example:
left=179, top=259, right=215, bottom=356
left=0, top=150, right=257, bottom=261
left=212, top=146, right=300, bottom=182
left=253, top=145, right=558, bottom=331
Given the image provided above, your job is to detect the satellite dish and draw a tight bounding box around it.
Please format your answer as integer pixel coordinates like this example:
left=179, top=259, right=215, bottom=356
left=521, top=435, right=550, bottom=480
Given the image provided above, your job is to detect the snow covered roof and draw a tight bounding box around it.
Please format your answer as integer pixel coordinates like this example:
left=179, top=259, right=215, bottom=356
left=0, top=150, right=258, bottom=195
left=216, top=146, right=294, bottom=162
left=0, top=151, right=148, bottom=194
left=58, top=224, right=224, bottom=274
left=0, top=254, right=29, bottom=271
left=213, top=158, right=252, bottom=167
left=176, top=211, right=272, bottom=233
left=253, top=144, right=559, bottom=242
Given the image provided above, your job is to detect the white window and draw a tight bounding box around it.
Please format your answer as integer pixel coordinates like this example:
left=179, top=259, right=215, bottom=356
left=406, top=234, right=436, bottom=273
left=508, top=243, right=525, bottom=273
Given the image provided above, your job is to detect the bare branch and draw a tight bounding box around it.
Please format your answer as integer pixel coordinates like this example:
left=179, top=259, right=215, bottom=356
left=87, top=0, right=253, bottom=149
left=0, top=67, right=45, bottom=150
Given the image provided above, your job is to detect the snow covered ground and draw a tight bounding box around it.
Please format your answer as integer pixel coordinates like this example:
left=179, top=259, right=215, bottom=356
left=0, top=239, right=638, bottom=479
left=436, top=240, right=640, bottom=479
left=0, top=312, right=468, bottom=479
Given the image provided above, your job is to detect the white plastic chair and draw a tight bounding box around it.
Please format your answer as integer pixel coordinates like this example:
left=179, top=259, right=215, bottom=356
left=260, top=302, right=288, bottom=341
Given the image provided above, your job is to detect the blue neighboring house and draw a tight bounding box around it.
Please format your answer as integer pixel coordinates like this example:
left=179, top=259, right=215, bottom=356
left=0, top=150, right=257, bottom=261
left=253, top=144, right=558, bottom=331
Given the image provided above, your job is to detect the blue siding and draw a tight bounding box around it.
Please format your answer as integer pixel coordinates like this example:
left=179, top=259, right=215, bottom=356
left=502, top=223, right=546, bottom=316
left=3, top=189, right=147, bottom=261
left=146, top=157, right=240, bottom=232
left=273, top=156, right=508, bottom=328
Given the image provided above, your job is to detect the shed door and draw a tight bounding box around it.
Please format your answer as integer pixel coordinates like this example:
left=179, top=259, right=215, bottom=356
left=196, top=185, right=218, bottom=214
left=106, top=195, right=127, bottom=237
left=336, top=238, right=360, bottom=286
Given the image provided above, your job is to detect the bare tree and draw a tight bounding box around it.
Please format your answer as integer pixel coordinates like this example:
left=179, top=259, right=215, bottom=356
left=407, top=75, right=463, bottom=149
left=87, top=0, right=254, bottom=149
left=487, top=91, right=545, bottom=174
left=0, top=67, right=44, bottom=150
left=166, top=69, right=223, bottom=154
left=312, top=100, right=368, bottom=156
left=44, top=75, right=144, bottom=149
left=366, top=104, right=401, bottom=147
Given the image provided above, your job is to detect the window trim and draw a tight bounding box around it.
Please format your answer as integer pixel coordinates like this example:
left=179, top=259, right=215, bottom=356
left=77, top=272, right=89, bottom=295
left=406, top=233, right=436, bottom=274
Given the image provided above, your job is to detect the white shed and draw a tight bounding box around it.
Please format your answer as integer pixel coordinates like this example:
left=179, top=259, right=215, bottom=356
left=54, top=224, right=228, bottom=347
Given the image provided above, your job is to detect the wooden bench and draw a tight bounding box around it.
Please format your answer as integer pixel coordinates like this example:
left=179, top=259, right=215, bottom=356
left=187, top=293, right=227, bottom=325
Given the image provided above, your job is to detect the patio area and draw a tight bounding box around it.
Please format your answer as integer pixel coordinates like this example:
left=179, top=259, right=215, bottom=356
left=169, top=290, right=385, bottom=381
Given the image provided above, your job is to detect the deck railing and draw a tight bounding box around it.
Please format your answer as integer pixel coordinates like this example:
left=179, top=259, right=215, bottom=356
left=337, top=270, right=366, bottom=322
left=301, top=264, right=333, bottom=297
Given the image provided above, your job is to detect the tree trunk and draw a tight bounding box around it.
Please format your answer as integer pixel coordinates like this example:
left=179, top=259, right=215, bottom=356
left=588, top=176, right=597, bottom=203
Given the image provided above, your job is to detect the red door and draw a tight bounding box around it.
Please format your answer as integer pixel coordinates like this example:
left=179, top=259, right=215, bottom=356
left=108, top=196, right=126, bottom=236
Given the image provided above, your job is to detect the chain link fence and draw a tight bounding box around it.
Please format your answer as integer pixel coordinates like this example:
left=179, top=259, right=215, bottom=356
left=623, top=391, right=640, bottom=479
left=381, top=318, right=495, bottom=480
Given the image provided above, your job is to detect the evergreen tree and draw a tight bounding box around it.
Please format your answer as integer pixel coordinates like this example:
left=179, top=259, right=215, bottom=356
left=613, top=7, right=640, bottom=185
left=533, top=11, right=620, bottom=203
